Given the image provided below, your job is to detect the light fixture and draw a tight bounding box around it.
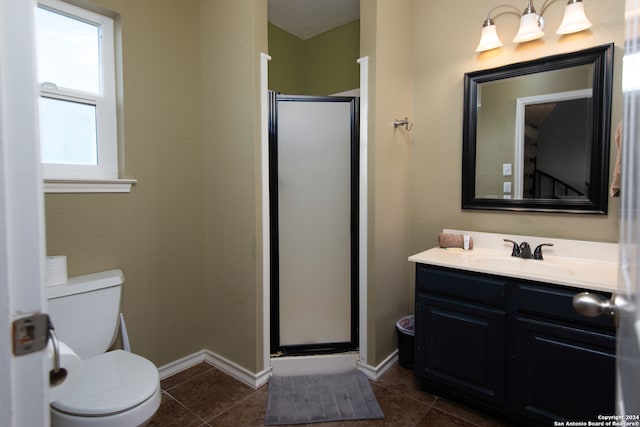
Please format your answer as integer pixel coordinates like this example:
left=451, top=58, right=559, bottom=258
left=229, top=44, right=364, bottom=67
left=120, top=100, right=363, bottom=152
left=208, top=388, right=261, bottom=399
left=475, top=0, right=592, bottom=53
left=476, top=19, right=504, bottom=52
left=556, top=0, right=592, bottom=34
left=512, top=2, right=545, bottom=43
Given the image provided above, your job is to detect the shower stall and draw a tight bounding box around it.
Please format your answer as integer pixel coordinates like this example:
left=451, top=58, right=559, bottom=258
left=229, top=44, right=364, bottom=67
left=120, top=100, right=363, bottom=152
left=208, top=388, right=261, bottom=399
left=269, top=92, right=359, bottom=357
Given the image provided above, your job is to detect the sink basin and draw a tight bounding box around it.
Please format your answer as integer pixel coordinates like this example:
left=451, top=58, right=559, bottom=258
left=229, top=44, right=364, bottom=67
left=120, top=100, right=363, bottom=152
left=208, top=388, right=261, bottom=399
left=409, top=231, right=619, bottom=292
left=470, top=256, right=575, bottom=277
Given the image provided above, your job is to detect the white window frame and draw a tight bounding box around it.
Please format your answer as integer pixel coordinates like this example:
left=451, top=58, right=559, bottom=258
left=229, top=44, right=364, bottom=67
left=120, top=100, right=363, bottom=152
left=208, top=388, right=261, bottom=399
left=37, top=0, right=133, bottom=192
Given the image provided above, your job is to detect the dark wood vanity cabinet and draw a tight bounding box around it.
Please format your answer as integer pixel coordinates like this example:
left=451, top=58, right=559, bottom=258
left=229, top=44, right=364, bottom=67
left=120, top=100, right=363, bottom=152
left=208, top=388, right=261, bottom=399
left=415, top=264, right=616, bottom=426
left=513, top=283, right=616, bottom=424
left=414, top=266, right=508, bottom=407
left=415, top=294, right=507, bottom=406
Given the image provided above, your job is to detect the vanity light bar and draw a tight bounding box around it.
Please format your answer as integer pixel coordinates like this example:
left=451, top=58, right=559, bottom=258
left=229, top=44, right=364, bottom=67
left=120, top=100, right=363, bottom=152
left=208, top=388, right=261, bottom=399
left=476, top=0, right=592, bottom=53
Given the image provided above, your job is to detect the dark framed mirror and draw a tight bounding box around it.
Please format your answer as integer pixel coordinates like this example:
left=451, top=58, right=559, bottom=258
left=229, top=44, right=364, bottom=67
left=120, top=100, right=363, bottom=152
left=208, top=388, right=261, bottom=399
left=462, top=44, right=614, bottom=214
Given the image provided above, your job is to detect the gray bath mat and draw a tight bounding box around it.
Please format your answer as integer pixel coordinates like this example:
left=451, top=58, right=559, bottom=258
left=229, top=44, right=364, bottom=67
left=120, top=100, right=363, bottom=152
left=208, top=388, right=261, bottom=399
left=265, top=370, right=384, bottom=425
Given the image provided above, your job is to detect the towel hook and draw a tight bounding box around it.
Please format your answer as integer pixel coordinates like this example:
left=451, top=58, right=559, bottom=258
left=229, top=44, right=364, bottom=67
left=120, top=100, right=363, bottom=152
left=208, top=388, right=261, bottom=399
left=393, top=117, right=413, bottom=131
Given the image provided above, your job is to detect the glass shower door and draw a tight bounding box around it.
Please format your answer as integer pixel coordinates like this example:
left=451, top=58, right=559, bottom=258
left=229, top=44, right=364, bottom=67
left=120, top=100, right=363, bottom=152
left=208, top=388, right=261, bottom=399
left=270, top=94, right=358, bottom=355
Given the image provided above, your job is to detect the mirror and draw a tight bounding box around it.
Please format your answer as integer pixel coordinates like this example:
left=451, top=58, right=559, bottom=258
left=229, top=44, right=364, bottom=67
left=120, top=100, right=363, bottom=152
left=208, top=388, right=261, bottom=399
left=462, top=44, right=614, bottom=214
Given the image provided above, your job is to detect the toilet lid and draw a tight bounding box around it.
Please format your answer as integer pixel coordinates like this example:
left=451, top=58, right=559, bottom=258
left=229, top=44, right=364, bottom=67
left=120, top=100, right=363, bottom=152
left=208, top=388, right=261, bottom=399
left=51, top=350, right=160, bottom=417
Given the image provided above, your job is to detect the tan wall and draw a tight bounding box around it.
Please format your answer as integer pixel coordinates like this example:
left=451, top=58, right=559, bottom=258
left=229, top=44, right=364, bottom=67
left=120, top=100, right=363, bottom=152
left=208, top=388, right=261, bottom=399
left=44, top=0, right=623, bottom=374
left=200, top=0, right=268, bottom=373
left=45, top=0, right=269, bottom=373
left=268, top=23, right=305, bottom=94
left=303, top=20, right=360, bottom=95
left=44, top=0, right=206, bottom=366
left=410, top=0, right=625, bottom=260
left=268, top=20, right=360, bottom=95
left=361, top=0, right=415, bottom=366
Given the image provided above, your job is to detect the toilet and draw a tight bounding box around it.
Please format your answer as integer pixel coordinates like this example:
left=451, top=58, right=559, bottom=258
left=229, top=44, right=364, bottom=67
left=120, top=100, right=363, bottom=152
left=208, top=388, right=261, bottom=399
left=46, top=269, right=161, bottom=427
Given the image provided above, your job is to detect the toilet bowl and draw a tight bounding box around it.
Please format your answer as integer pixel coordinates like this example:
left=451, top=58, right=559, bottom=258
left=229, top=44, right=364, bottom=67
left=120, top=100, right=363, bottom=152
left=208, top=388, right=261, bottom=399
left=50, top=350, right=161, bottom=427
left=46, top=270, right=161, bottom=427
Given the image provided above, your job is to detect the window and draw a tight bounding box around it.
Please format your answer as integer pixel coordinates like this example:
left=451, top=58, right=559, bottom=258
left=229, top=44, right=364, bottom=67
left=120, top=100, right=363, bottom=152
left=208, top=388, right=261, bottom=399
left=35, top=0, right=118, bottom=182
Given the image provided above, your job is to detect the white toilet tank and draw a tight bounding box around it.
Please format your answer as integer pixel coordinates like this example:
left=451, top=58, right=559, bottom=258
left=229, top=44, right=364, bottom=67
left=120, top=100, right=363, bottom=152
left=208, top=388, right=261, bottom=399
left=46, top=270, right=124, bottom=360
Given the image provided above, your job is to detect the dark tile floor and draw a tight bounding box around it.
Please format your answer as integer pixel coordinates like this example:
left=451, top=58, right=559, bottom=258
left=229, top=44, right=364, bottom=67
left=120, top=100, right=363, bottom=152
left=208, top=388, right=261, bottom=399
left=149, top=362, right=511, bottom=427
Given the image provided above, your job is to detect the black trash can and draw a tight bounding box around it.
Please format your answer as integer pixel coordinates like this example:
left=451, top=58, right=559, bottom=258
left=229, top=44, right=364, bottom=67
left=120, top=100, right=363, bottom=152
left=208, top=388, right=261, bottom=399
left=396, top=315, right=414, bottom=369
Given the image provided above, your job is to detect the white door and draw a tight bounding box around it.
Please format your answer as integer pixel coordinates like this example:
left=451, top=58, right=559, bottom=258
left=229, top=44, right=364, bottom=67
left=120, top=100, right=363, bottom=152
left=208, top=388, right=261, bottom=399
left=0, top=0, right=49, bottom=426
left=576, top=0, right=640, bottom=415
left=617, top=0, right=640, bottom=416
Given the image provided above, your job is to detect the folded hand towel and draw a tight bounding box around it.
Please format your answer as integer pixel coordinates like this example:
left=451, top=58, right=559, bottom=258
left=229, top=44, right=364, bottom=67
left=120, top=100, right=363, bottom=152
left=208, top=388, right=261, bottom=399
left=438, top=233, right=473, bottom=249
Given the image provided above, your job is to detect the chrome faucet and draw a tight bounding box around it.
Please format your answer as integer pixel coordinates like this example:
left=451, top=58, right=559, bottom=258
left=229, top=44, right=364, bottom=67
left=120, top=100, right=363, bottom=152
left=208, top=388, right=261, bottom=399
left=504, top=239, right=554, bottom=260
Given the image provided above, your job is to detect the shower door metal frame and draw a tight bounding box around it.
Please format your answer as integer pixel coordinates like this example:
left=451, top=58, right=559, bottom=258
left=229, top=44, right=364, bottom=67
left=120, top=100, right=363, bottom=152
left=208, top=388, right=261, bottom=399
left=268, top=92, right=359, bottom=356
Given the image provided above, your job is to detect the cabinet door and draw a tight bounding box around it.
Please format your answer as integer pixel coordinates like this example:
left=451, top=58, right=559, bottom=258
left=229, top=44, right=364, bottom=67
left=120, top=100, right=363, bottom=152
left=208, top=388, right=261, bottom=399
left=416, top=293, right=506, bottom=406
left=514, top=317, right=615, bottom=423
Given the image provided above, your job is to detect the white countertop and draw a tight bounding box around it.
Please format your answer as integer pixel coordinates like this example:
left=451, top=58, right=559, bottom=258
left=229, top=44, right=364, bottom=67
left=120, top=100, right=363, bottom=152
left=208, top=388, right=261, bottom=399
left=408, top=229, right=619, bottom=293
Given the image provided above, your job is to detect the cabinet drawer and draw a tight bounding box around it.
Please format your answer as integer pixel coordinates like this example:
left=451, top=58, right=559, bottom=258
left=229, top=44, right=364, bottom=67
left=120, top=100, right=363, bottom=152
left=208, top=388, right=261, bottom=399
left=416, top=264, right=506, bottom=306
left=514, top=282, right=615, bottom=330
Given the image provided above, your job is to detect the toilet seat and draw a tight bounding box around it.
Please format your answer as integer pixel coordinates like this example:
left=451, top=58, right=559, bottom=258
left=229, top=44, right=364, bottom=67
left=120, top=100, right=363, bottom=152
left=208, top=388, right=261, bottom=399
left=51, top=350, right=160, bottom=417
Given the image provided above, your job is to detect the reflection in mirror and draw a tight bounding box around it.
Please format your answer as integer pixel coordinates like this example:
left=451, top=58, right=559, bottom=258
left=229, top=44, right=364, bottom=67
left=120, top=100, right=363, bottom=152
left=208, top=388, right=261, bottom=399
left=462, top=44, right=614, bottom=214
left=520, top=93, right=592, bottom=199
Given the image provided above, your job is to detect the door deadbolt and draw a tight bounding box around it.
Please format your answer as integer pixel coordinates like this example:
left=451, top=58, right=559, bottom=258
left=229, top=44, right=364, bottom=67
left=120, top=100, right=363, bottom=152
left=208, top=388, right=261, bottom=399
left=12, top=313, right=49, bottom=356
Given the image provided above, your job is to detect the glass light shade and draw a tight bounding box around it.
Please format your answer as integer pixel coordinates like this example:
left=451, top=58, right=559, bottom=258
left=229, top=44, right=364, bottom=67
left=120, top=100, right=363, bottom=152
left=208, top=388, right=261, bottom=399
left=513, top=12, right=544, bottom=43
left=476, top=23, right=503, bottom=52
left=556, top=1, right=592, bottom=35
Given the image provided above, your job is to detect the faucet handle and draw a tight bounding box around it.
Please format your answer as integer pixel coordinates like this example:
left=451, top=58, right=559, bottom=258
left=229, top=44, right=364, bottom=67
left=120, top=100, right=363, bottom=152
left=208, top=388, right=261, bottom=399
left=533, top=243, right=554, bottom=260
left=503, top=239, right=520, bottom=257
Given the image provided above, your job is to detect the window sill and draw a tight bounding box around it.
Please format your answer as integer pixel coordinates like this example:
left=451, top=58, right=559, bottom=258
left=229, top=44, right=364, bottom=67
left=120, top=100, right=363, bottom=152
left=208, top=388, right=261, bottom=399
left=44, top=179, right=137, bottom=194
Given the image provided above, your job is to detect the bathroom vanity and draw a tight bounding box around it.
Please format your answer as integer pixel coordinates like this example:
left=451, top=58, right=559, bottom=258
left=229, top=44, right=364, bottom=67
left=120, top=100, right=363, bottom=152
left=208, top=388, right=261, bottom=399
left=409, top=230, right=618, bottom=426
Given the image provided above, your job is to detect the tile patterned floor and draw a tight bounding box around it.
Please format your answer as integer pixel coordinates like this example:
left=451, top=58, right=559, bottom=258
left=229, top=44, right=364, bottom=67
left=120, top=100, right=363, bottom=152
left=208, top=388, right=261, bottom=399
left=149, top=362, right=512, bottom=427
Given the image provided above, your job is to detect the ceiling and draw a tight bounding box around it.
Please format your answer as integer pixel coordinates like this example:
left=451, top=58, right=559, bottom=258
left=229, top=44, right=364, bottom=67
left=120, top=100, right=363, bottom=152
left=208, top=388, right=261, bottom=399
left=268, top=0, right=360, bottom=40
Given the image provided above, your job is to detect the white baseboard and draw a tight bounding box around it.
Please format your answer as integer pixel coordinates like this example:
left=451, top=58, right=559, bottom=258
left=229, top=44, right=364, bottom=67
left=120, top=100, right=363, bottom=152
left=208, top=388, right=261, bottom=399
left=270, top=352, right=359, bottom=377
left=157, top=349, right=270, bottom=389
left=157, top=350, right=207, bottom=380
left=157, top=348, right=399, bottom=389
left=357, top=349, right=398, bottom=380
left=204, top=350, right=271, bottom=388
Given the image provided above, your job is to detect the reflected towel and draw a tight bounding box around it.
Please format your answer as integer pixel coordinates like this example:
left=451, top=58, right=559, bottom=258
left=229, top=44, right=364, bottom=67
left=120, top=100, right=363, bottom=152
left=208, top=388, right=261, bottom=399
left=610, top=121, right=622, bottom=197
